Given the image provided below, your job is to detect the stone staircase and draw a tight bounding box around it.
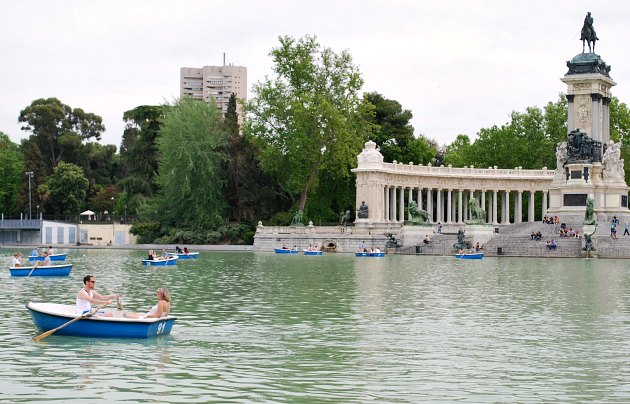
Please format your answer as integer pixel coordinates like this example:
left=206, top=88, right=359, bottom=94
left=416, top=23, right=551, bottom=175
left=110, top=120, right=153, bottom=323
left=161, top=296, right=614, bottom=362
left=395, top=219, right=630, bottom=258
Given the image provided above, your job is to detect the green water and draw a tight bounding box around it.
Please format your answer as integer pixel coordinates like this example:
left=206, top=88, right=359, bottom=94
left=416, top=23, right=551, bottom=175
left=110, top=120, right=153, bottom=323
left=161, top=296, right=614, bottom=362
left=0, top=249, right=629, bottom=402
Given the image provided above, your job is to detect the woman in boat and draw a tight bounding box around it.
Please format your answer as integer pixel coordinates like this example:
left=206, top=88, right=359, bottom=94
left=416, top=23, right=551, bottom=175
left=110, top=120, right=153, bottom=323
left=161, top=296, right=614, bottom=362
left=12, top=252, right=21, bottom=267
left=29, top=247, right=39, bottom=257
left=184, top=246, right=189, bottom=254
left=48, top=246, right=55, bottom=255
left=125, top=288, right=171, bottom=319
left=147, top=250, right=155, bottom=260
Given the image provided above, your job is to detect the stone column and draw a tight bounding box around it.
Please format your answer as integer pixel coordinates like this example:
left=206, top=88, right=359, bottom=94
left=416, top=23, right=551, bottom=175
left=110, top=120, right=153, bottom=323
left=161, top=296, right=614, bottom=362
left=481, top=191, right=486, bottom=223
left=514, top=190, right=523, bottom=223
left=408, top=188, right=413, bottom=221
left=493, top=190, right=498, bottom=225
left=528, top=191, right=535, bottom=222
left=603, top=97, right=611, bottom=144
left=567, top=94, right=575, bottom=133
left=392, top=186, right=397, bottom=222
left=417, top=187, right=423, bottom=211
left=427, top=188, right=433, bottom=223
left=542, top=191, right=548, bottom=218
left=463, top=192, right=468, bottom=222
left=399, top=187, right=405, bottom=223
left=591, top=93, right=601, bottom=142
left=385, top=186, right=390, bottom=222
left=447, top=189, right=452, bottom=223
left=457, top=189, right=464, bottom=224
left=436, top=189, right=442, bottom=224
left=503, top=191, right=510, bottom=224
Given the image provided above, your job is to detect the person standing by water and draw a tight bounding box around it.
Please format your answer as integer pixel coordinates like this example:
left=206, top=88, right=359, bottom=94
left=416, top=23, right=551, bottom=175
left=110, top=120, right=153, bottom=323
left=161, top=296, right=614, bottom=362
left=125, top=288, right=171, bottom=319
left=76, top=275, right=120, bottom=316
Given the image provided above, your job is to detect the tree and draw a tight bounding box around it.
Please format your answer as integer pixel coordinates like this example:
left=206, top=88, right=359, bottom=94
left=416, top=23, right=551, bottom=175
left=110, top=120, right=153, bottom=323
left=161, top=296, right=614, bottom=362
left=0, top=133, right=24, bottom=216
left=18, top=98, right=105, bottom=173
left=47, top=162, right=89, bottom=215
left=362, top=92, right=434, bottom=164
left=246, top=35, right=367, bottom=212
left=443, top=134, right=472, bottom=167
left=153, top=97, right=228, bottom=231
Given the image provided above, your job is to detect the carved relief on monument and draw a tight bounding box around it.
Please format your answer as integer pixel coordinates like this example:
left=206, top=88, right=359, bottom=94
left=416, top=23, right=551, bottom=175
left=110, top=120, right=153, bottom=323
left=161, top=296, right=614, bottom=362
left=575, top=95, right=590, bottom=129
left=357, top=140, right=384, bottom=165
left=573, top=82, right=590, bottom=91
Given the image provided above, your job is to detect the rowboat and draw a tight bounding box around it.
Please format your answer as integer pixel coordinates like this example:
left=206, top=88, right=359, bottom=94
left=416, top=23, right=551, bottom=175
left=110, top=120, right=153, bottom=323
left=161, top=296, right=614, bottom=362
left=303, top=250, right=323, bottom=256
left=274, top=248, right=299, bottom=254
left=28, top=253, right=68, bottom=262
left=170, top=252, right=199, bottom=259
left=355, top=251, right=386, bottom=257
left=141, top=256, right=178, bottom=266
left=8, top=264, right=72, bottom=277
left=455, top=252, right=484, bottom=260
left=26, top=302, right=176, bottom=339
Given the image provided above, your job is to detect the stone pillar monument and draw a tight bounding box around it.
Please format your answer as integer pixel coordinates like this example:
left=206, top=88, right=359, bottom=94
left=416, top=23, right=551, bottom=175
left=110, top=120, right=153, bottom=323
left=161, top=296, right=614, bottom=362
left=547, top=14, right=628, bottom=219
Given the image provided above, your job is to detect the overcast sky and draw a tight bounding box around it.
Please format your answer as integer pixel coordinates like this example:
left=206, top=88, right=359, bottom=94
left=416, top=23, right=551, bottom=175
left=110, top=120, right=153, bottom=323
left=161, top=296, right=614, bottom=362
left=2, top=1, right=630, bottom=149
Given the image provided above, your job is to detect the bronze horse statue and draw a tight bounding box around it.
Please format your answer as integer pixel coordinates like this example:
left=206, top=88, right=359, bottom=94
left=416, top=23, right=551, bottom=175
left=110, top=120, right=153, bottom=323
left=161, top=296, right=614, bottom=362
left=580, top=12, right=598, bottom=53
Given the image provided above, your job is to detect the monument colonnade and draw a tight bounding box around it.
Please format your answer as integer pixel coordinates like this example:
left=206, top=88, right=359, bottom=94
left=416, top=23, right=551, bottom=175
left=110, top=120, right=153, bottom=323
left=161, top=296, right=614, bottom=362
left=353, top=141, right=556, bottom=226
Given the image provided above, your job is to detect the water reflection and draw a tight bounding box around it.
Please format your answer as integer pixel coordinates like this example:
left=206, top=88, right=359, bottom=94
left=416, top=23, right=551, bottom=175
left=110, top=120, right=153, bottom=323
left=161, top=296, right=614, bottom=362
left=0, top=249, right=629, bottom=401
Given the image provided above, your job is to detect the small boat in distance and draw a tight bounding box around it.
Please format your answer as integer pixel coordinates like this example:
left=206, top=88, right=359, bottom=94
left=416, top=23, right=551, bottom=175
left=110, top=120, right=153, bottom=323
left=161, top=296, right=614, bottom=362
left=355, top=251, right=386, bottom=257
left=8, top=263, right=73, bottom=277
left=169, top=252, right=199, bottom=259
left=303, top=250, right=323, bottom=256
left=141, top=256, right=178, bottom=266
left=455, top=252, right=484, bottom=260
left=28, top=253, right=68, bottom=262
left=274, top=248, right=299, bottom=254
left=26, top=302, right=176, bottom=339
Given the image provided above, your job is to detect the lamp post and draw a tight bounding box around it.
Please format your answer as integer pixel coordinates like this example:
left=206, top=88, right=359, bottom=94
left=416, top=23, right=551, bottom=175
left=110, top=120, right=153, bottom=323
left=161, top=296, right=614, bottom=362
left=36, top=205, right=39, bottom=219
left=111, top=197, right=115, bottom=222
left=124, top=204, right=127, bottom=224
left=111, top=197, right=115, bottom=246
left=25, top=171, right=34, bottom=220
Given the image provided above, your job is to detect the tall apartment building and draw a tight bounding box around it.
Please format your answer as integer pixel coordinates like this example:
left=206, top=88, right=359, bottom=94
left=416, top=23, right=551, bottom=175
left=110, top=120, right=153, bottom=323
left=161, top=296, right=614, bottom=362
left=180, top=64, right=247, bottom=117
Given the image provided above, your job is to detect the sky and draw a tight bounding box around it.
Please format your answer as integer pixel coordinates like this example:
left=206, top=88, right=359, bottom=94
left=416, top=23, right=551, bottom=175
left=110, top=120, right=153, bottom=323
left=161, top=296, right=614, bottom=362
left=2, top=0, right=630, bottom=149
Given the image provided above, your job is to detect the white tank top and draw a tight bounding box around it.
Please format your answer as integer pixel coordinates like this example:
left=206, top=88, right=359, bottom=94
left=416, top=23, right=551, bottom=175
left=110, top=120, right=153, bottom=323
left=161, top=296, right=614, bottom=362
left=76, top=289, right=93, bottom=314
left=147, top=304, right=159, bottom=317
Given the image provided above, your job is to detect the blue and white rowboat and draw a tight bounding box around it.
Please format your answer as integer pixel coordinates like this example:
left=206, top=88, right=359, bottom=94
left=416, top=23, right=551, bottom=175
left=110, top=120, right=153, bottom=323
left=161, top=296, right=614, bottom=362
left=29, top=253, right=68, bottom=262
left=455, top=252, right=484, bottom=260
left=355, top=252, right=386, bottom=257
left=26, top=302, right=176, bottom=339
left=8, top=264, right=72, bottom=277
left=141, top=256, right=178, bottom=266
left=274, top=248, right=299, bottom=254
left=303, top=250, right=323, bottom=256
left=170, top=252, right=199, bottom=259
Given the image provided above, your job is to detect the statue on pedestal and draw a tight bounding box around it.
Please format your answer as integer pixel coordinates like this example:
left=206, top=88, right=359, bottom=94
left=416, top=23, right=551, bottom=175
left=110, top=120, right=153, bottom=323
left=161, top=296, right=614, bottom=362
left=583, top=197, right=597, bottom=225
left=465, top=199, right=487, bottom=225
left=583, top=224, right=597, bottom=252
left=357, top=201, right=369, bottom=219
left=406, top=201, right=429, bottom=225
left=290, top=210, right=304, bottom=226
left=580, top=12, right=598, bottom=53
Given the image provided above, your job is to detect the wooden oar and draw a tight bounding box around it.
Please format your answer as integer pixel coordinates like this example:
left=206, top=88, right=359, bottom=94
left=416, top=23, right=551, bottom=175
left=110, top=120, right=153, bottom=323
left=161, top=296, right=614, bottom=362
left=27, top=265, right=37, bottom=277
left=32, top=302, right=109, bottom=342
left=116, top=296, right=123, bottom=311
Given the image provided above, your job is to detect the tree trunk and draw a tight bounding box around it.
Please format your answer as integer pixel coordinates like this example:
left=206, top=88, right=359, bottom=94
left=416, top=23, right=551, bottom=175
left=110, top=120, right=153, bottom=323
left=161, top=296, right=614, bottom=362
left=298, top=170, right=318, bottom=211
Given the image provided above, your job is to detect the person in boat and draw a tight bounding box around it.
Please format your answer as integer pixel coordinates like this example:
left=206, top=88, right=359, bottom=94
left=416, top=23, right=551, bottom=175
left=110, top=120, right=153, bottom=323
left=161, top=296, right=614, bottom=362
left=175, top=245, right=183, bottom=254
left=12, top=252, right=21, bottom=267
left=125, top=287, right=171, bottom=319
left=184, top=246, right=189, bottom=254
left=35, top=251, right=51, bottom=267
left=281, top=243, right=289, bottom=250
left=475, top=242, right=481, bottom=251
left=76, top=274, right=120, bottom=317
left=48, top=246, right=55, bottom=255
left=147, top=250, right=155, bottom=260
left=161, top=249, right=169, bottom=260
left=29, top=247, right=39, bottom=257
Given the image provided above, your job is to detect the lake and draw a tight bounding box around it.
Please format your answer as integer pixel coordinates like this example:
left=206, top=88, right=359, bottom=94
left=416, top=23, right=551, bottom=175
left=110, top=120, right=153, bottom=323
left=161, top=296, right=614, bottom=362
left=1, top=249, right=629, bottom=402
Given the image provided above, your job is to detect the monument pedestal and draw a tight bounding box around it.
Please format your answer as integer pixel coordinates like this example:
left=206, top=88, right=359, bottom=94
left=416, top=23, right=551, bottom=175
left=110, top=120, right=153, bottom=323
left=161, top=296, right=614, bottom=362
left=465, top=224, right=495, bottom=246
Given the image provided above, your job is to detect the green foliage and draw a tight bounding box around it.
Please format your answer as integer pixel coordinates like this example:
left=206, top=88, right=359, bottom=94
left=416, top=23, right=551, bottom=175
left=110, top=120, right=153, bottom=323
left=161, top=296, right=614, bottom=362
left=87, top=186, right=118, bottom=216
left=444, top=95, right=567, bottom=170
left=246, top=35, right=367, bottom=211
left=129, top=220, right=161, bottom=244
left=47, top=162, right=89, bottom=215
left=610, top=97, right=630, bottom=184
left=362, top=92, right=435, bottom=164
left=217, top=223, right=254, bottom=244
left=0, top=133, right=25, bottom=216
left=266, top=211, right=294, bottom=226
left=154, top=96, right=228, bottom=231
left=18, top=98, right=105, bottom=173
